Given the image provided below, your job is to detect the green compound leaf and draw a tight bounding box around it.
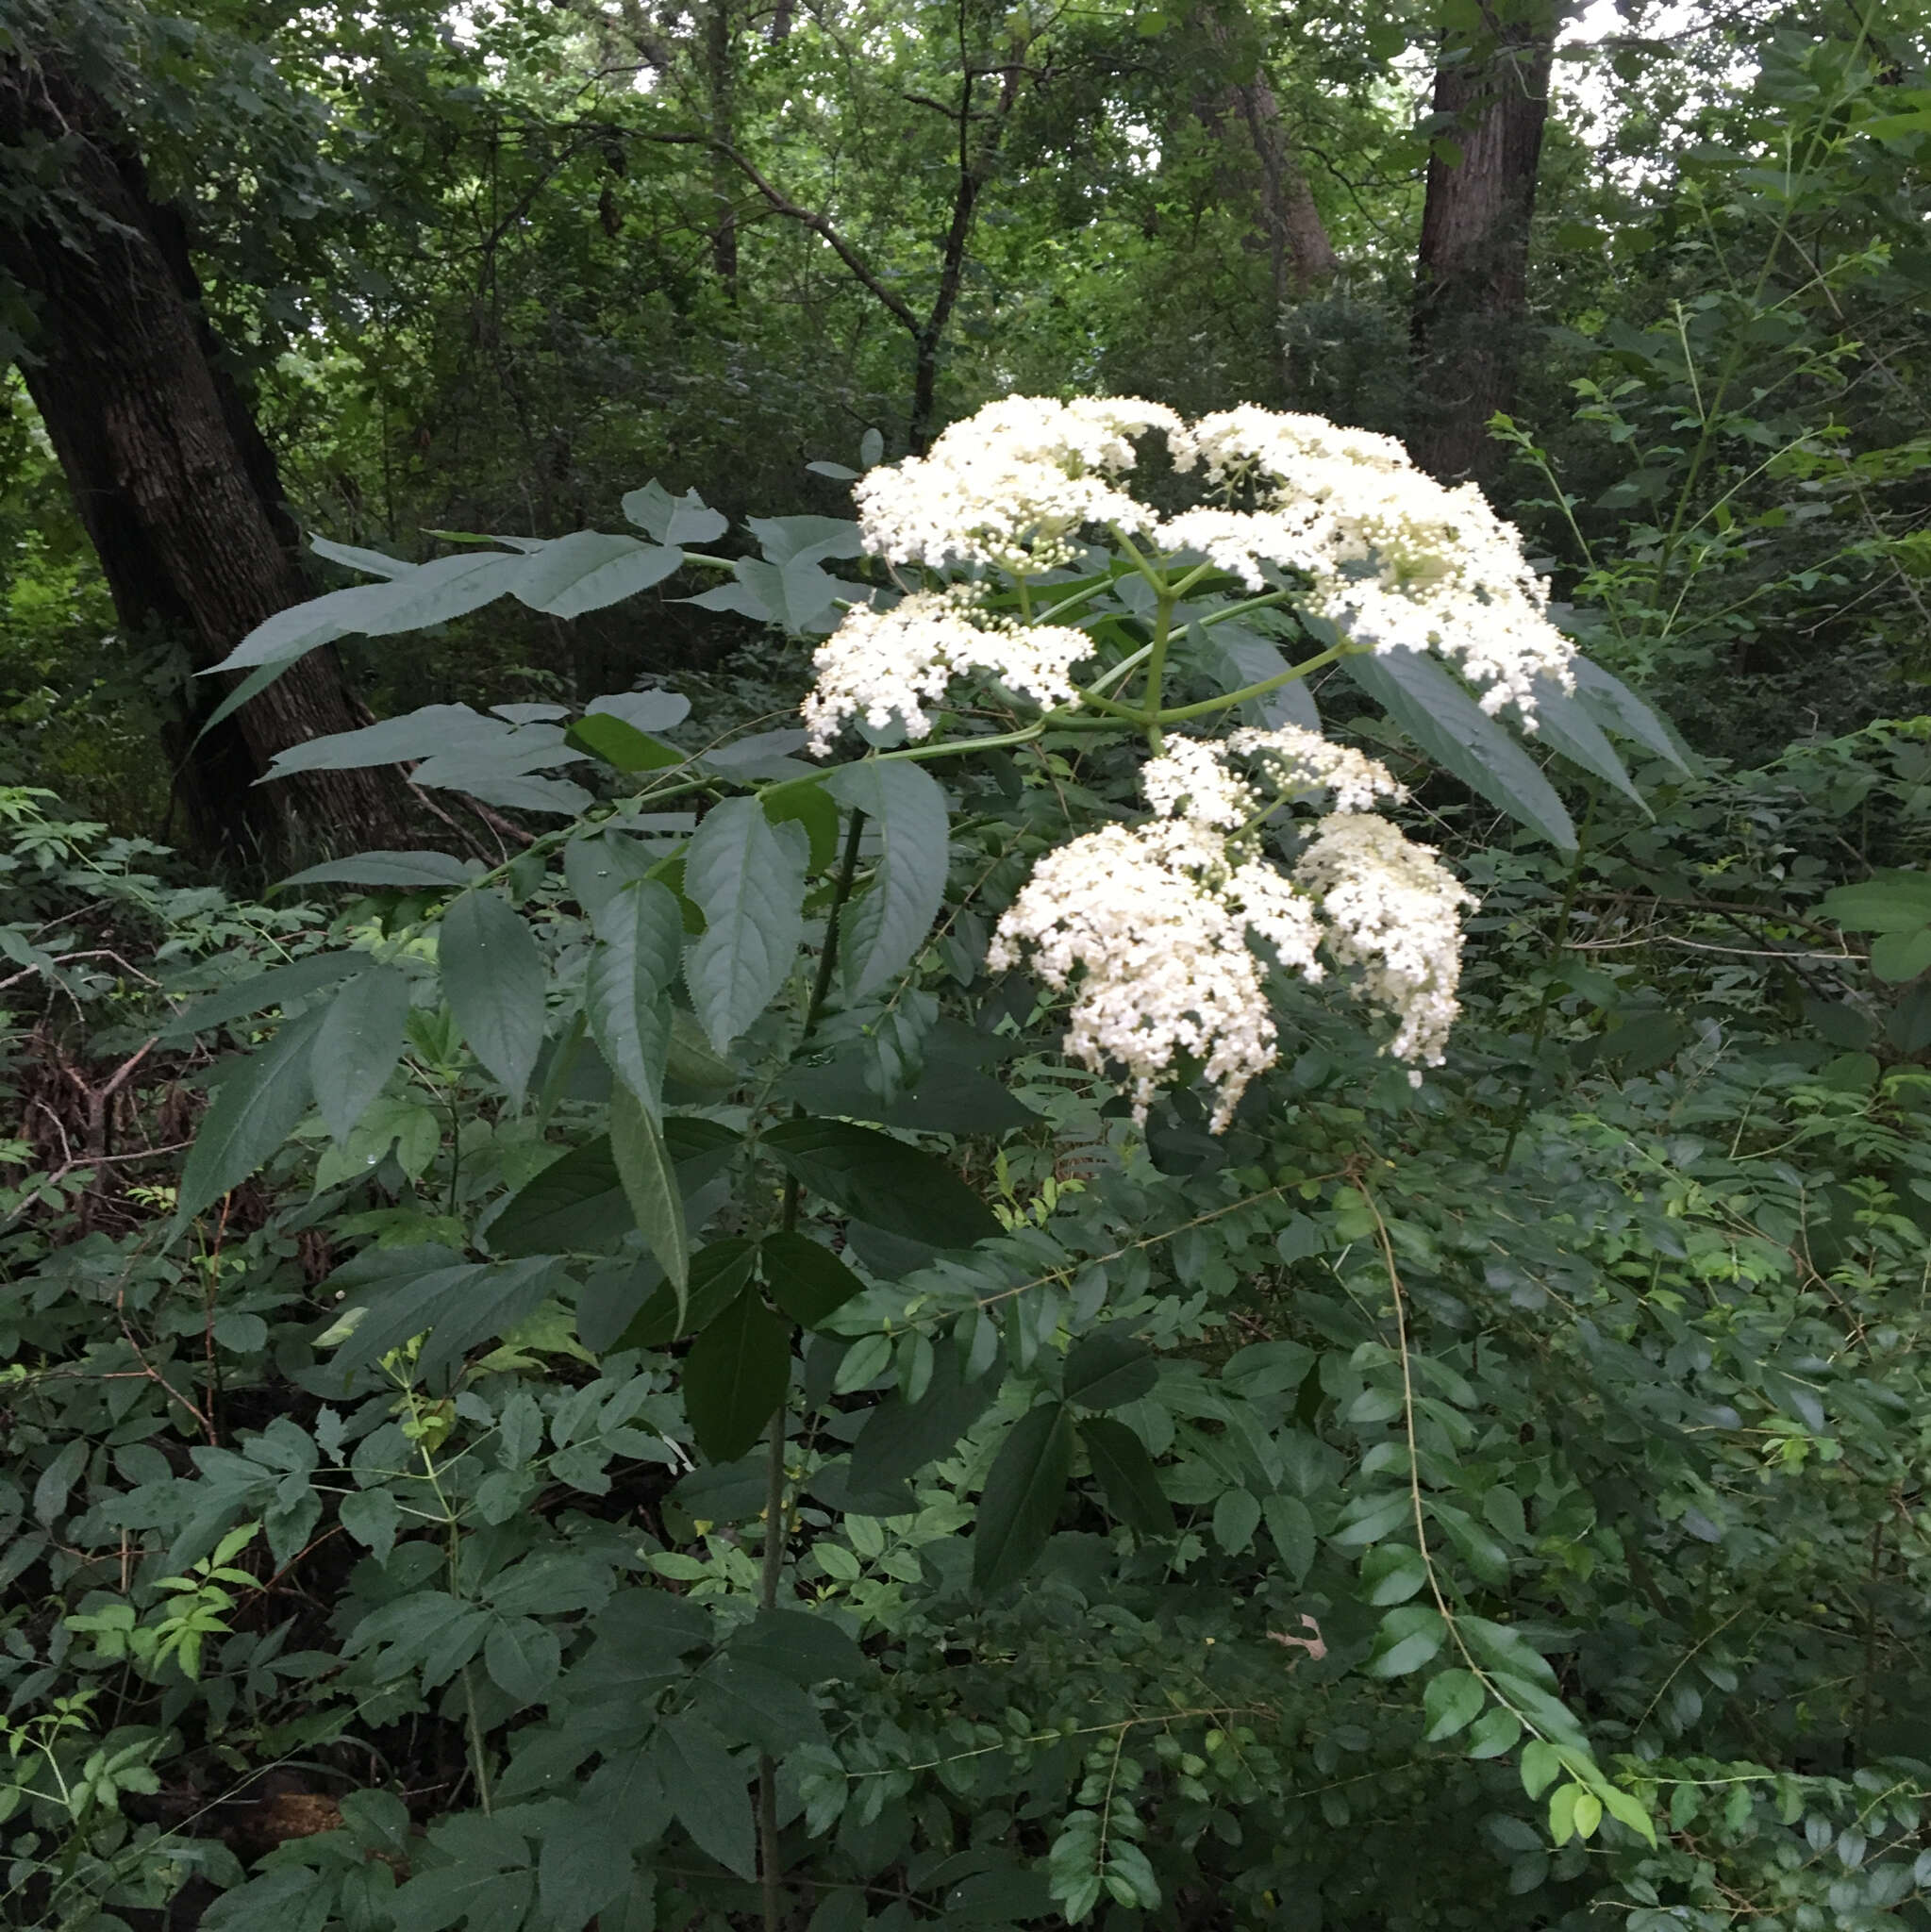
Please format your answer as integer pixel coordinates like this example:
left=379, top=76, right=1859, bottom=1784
left=974, top=1402, right=1075, bottom=1594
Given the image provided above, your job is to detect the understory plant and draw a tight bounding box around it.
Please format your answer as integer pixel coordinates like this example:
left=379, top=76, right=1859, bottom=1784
left=5, top=400, right=1930, bottom=1932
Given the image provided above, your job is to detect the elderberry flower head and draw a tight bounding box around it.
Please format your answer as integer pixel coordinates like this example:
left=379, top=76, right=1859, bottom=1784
left=853, top=396, right=1180, bottom=572
left=991, top=730, right=1470, bottom=1126
left=802, top=587, right=1094, bottom=753
left=1164, top=406, right=1574, bottom=722
left=1293, top=811, right=1474, bottom=1072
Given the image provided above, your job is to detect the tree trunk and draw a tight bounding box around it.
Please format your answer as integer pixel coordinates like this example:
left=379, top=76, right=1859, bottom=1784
left=1407, top=3, right=1557, bottom=483
left=0, top=52, right=424, bottom=858
left=1191, top=7, right=1339, bottom=396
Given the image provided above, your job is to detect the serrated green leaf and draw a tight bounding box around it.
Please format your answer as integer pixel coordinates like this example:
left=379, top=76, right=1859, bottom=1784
left=759, top=1230, right=866, bottom=1326
left=1567, top=655, right=1690, bottom=773
left=539, top=1800, right=634, bottom=1932
left=763, top=1118, right=999, bottom=1248
left=850, top=1346, right=999, bottom=1489
left=762, top=776, right=841, bottom=873
left=1263, top=1492, right=1317, bottom=1582
left=566, top=712, right=685, bottom=773
left=824, top=760, right=951, bottom=997
left=1525, top=674, right=1645, bottom=808
left=682, top=795, right=808, bottom=1050
left=511, top=529, right=684, bottom=616
left=440, top=889, right=545, bottom=1105
left=974, top=1403, right=1075, bottom=1593
left=275, top=849, right=475, bottom=892
left=1342, top=645, right=1575, bottom=848
left=657, top=1712, right=756, bottom=1878
left=685, top=1290, right=791, bottom=1461
left=172, top=1006, right=326, bottom=1234
left=312, top=966, right=411, bottom=1144
left=586, top=880, right=683, bottom=1114
left=610, top=1083, right=689, bottom=1308
left=619, top=1239, right=757, bottom=1347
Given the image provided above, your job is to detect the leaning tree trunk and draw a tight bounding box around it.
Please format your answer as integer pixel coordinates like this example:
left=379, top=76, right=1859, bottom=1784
left=1193, top=6, right=1339, bottom=398
left=1407, top=3, right=1557, bottom=483
left=0, top=53, right=424, bottom=858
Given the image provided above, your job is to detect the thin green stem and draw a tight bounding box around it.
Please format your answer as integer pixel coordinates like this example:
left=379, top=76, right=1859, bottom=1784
left=1153, top=641, right=1355, bottom=724
left=758, top=808, right=864, bottom=1932
left=1141, top=591, right=1176, bottom=752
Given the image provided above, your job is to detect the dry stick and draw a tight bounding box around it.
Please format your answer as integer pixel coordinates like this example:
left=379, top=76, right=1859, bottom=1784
left=759, top=806, right=866, bottom=1932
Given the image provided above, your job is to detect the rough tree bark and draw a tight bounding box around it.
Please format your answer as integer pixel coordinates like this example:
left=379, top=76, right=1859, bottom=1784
left=0, top=52, right=424, bottom=858
left=1408, top=1, right=1558, bottom=483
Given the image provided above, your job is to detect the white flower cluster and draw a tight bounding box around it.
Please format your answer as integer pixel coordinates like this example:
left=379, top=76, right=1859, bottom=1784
left=1295, top=812, right=1473, bottom=1072
left=1165, top=405, right=1574, bottom=721
left=802, top=588, right=1094, bottom=753
left=852, top=396, right=1180, bottom=573
left=991, top=731, right=1473, bottom=1127
left=987, top=810, right=1323, bottom=1132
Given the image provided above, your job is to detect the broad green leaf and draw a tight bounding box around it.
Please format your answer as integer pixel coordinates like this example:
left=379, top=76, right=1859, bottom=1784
left=440, top=889, right=546, bottom=1105
left=1361, top=1541, right=1429, bottom=1605
left=759, top=1230, right=866, bottom=1326
left=275, top=850, right=474, bottom=892
left=762, top=1119, right=1000, bottom=1248
left=510, top=529, right=684, bottom=616
left=211, top=551, right=525, bottom=672
left=824, top=760, right=950, bottom=997
left=666, top=1008, right=740, bottom=1091
left=1079, top=1416, right=1174, bottom=1537
left=611, top=1083, right=690, bottom=1307
left=195, top=654, right=309, bottom=741
left=586, top=880, right=683, bottom=1113
left=658, top=1713, right=757, bottom=1878
left=563, top=832, right=661, bottom=924
left=328, top=1257, right=555, bottom=1380
left=1361, top=1604, right=1446, bottom=1678
left=974, top=1402, right=1075, bottom=1593
left=1213, top=1488, right=1261, bottom=1553
left=1525, top=674, right=1645, bottom=808
left=620, top=1239, right=757, bottom=1347
left=162, top=949, right=368, bottom=1041
left=1062, top=1327, right=1157, bottom=1409
left=172, top=1006, right=326, bottom=1234
left=309, top=534, right=413, bottom=578
left=762, top=776, right=841, bottom=873
left=484, top=1614, right=561, bottom=1706
left=586, top=689, right=693, bottom=732
left=1201, top=622, right=1321, bottom=730
left=850, top=1346, right=999, bottom=1489
left=1423, top=1668, right=1486, bottom=1741
left=491, top=1119, right=741, bottom=1258
left=539, top=1801, right=634, bottom=1932
left=1466, top=1705, right=1523, bottom=1758
left=1567, top=655, right=1690, bottom=774
left=566, top=712, right=685, bottom=773
left=264, top=704, right=509, bottom=779
left=1342, top=646, right=1576, bottom=849
left=685, top=1290, right=791, bottom=1461
left=682, top=795, right=809, bottom=1050
left=1872, top=928, right=1931, bottom=982
left=1819, top=873, right=1931, bottom=933
left=312, top=965, right=412, bottom=1144
left=623, top=482, right=727, bottom=546
left=1263, top=1493, right=1317, bottom=1582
